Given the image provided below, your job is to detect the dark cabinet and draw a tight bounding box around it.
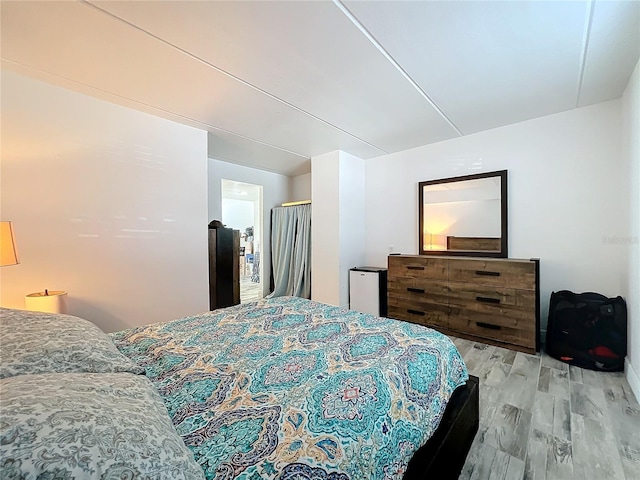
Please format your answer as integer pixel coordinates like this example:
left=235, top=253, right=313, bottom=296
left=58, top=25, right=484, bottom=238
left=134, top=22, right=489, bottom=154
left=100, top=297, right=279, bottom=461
left=208, top=227, right=240, bottom=310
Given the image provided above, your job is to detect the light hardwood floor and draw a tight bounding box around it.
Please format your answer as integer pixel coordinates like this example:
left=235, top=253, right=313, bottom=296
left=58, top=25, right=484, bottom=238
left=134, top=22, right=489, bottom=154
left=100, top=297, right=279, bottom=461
left=240, top=275, right=262, bottom=303
left=451, top=337, right=640, bottom=480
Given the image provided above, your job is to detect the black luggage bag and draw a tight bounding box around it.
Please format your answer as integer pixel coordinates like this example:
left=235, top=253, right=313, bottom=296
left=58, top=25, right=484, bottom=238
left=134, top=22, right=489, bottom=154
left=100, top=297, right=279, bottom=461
left=545, top=290, right=627, bottom=372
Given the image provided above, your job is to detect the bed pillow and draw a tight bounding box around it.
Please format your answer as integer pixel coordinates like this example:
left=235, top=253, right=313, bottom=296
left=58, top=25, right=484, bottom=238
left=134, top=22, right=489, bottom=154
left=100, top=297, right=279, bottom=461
left=0, top=372, right=205, bottom=480
left=0, top=307, right=144, bottom=378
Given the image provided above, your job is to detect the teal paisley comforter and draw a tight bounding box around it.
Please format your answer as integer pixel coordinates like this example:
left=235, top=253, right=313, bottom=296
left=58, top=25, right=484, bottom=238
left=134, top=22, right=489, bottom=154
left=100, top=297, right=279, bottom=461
left=111, top=296, right=468, bottom=480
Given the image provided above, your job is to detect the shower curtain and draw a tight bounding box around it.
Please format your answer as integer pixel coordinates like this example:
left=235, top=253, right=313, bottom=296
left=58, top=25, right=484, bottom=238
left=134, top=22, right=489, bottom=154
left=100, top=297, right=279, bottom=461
left=269, top=203, right=311, bottom=299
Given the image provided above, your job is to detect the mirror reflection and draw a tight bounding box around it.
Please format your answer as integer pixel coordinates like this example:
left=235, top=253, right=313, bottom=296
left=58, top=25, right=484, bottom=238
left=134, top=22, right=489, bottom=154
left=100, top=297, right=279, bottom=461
left=419, top=170, right=507, bottom=257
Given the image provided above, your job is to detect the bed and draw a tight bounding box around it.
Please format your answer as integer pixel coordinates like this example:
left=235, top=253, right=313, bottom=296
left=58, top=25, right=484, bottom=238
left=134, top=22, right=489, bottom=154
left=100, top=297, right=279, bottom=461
left=0, top=297, right=478, bottom=479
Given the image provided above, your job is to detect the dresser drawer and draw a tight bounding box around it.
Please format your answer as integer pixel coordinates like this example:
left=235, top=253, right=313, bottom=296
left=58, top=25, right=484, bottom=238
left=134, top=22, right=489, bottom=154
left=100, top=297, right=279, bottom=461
left=387, top=303, right=448, bottom=330
left=448, top=259, right=536, bottom=289
left=448, top=309, right=535, bottom=348
left=388, top=256, right=447, bottom=281
left=449, top=305, right=535, bottom=330
left=448, top=283, right=535, bottom=316
left=388, top=277, right=449, bottom=303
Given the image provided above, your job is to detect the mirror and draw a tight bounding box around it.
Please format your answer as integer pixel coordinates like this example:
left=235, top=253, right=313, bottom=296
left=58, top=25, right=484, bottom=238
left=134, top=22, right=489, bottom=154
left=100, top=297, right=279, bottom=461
left=419, top=170, right=507, bottom=258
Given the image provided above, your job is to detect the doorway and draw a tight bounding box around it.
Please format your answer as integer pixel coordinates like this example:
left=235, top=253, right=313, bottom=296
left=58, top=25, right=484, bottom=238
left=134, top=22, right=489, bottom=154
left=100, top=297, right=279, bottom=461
left=221, top=179, right=263, bottom=303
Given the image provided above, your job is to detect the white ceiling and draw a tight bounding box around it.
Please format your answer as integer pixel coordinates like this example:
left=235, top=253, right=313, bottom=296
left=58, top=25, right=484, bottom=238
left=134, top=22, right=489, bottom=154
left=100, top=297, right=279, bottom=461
left=2, top=1, right=638, bottom=176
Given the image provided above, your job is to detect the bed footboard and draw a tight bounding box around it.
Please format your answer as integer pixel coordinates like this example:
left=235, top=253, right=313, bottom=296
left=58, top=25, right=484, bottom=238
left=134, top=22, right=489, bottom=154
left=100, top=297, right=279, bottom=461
left=404, top=375, right=480, bottom=480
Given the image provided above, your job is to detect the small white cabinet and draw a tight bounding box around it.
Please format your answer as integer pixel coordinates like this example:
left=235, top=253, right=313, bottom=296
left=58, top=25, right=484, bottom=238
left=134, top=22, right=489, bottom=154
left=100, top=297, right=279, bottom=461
left=349, top=267, right=388, bottom=317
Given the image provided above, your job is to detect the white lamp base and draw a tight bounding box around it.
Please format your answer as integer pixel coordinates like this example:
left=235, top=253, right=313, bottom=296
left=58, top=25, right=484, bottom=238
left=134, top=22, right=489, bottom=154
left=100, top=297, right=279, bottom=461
left=25, top=291, right=67, bottom=314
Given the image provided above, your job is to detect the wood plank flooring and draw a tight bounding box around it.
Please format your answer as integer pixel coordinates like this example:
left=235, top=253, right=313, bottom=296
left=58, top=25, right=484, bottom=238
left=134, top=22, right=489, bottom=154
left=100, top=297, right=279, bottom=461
left=452, top=337, right=640, bottom=480
left=240, top=275, right=262, bottom=303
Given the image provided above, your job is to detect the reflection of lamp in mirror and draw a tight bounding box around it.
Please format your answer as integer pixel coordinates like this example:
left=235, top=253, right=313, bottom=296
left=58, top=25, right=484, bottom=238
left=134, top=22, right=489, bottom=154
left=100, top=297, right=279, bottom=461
left=424, top=232, right=447, bottom=251
left=0, top=221, right=19, bottom=266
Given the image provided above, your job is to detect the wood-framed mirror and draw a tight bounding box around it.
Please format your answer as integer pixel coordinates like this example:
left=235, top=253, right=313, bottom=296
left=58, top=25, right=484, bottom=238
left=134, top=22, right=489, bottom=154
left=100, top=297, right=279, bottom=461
left=419, top=170, right=508, bottom=258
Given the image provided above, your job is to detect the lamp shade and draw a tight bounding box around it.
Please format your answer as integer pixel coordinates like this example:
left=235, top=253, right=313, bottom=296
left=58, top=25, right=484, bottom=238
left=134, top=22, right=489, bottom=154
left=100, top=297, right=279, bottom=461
left=0, top=221, right=19, bottom=266
left=25, top=290, right=68, bottom=314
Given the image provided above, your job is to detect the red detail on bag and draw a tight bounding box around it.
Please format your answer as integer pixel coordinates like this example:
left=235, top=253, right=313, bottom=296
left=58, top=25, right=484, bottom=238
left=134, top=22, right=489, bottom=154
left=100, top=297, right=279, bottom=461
left=560, top=356, right=573, bottom=361
left=588, top=346, right=620, bottom=359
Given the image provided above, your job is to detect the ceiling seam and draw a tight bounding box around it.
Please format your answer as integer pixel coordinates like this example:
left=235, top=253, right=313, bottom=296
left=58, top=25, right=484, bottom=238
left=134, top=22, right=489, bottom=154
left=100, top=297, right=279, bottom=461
left=81, top=0, right=388, bottom=156
left=1, top=57, right=310, bottom=160
left=575, top=0, right=595, bottom=107
left=332, top=0, right=463, bottom=137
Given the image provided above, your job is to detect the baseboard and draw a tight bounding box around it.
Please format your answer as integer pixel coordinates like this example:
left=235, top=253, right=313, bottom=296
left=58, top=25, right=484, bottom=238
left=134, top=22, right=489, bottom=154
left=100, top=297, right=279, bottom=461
left=625, top=358, right=640, bottom=404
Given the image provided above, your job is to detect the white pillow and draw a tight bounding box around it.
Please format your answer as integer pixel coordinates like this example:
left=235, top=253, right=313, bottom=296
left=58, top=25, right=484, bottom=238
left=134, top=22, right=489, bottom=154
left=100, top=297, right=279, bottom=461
left=0, top=307, right=144, bottom=378
left=0, top=372, right=205, bottom=479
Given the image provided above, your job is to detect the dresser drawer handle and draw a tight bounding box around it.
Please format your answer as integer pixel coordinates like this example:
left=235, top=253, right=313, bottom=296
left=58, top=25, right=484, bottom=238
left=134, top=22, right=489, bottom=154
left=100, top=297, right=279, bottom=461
left=476, top=296, right=501, bottom=304
left=407, top=309, right=425, bottom=316
left=407, top=287, right=425, bottom=294
left=476, top=322, right=502, bottom=330
left=407, top=266, right=425, bottom=270
left=475, top=270, right=500, bottom=276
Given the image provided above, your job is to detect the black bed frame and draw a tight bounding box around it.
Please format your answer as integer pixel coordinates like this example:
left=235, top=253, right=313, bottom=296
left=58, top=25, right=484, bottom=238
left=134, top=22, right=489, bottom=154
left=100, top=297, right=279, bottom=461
left=404, top=375, right=479, bottom=480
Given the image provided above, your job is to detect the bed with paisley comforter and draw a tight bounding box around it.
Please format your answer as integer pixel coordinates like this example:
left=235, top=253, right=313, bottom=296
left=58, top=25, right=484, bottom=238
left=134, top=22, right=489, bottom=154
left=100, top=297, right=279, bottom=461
left=0, top=298, right=477, bottom=479
left=110, top=296, right=478, bottom=480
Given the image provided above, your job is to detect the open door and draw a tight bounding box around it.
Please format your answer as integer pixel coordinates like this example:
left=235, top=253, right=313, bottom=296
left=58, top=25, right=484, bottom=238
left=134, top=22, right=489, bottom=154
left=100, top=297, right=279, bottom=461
left=221, top=179, right=263, bottom=303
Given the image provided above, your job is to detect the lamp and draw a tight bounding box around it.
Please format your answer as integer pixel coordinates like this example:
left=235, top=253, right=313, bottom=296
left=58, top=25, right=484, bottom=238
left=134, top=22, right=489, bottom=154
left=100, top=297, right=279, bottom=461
left=0, top=221, right=19, bottom=266
left=424, top=232, right=447, bottom=251
left=25, top=289, right=68, bottom=314
left=0, top=221, right=67, bottom=313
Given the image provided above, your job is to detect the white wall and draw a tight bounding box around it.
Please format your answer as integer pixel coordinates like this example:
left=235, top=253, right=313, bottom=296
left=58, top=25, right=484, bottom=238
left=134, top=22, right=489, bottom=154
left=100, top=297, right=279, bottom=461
left=311, top=151, right=365, bottom=307
left=364, top=100, right=628, bottom=334
left=311, top=152, right=341, bottom=304
left=291, top=173, right=312, bottom=202
left=0, top=70, right=209, bottom=332
left=339, top=152, right=366, bottom=308
left=207, top=159, right=290, bottom=297
left=623, top=60, right=640, bottom=401
left=222, top=198, right=255, bottom=231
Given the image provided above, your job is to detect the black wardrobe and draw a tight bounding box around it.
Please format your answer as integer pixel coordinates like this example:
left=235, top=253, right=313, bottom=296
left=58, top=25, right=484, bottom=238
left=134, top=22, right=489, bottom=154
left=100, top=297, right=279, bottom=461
left=208, top=226, right=240, bottom=310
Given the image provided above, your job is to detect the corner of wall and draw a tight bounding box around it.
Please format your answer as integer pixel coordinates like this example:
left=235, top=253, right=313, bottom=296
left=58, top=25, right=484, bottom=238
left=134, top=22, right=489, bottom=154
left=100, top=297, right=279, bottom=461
left=623, top=59, right=640, bottom=402
left=626, top=358, right=640, bottom=404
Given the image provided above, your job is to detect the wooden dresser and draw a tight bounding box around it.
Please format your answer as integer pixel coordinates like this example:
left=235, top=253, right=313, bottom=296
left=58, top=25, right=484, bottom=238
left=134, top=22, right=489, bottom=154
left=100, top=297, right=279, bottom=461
left=387, top=255, right=540, bottom=353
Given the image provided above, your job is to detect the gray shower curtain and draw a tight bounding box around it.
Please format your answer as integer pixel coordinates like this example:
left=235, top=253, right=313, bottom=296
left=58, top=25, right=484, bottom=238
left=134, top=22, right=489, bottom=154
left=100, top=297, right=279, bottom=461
left=269, top=203, right=311, bottom=299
